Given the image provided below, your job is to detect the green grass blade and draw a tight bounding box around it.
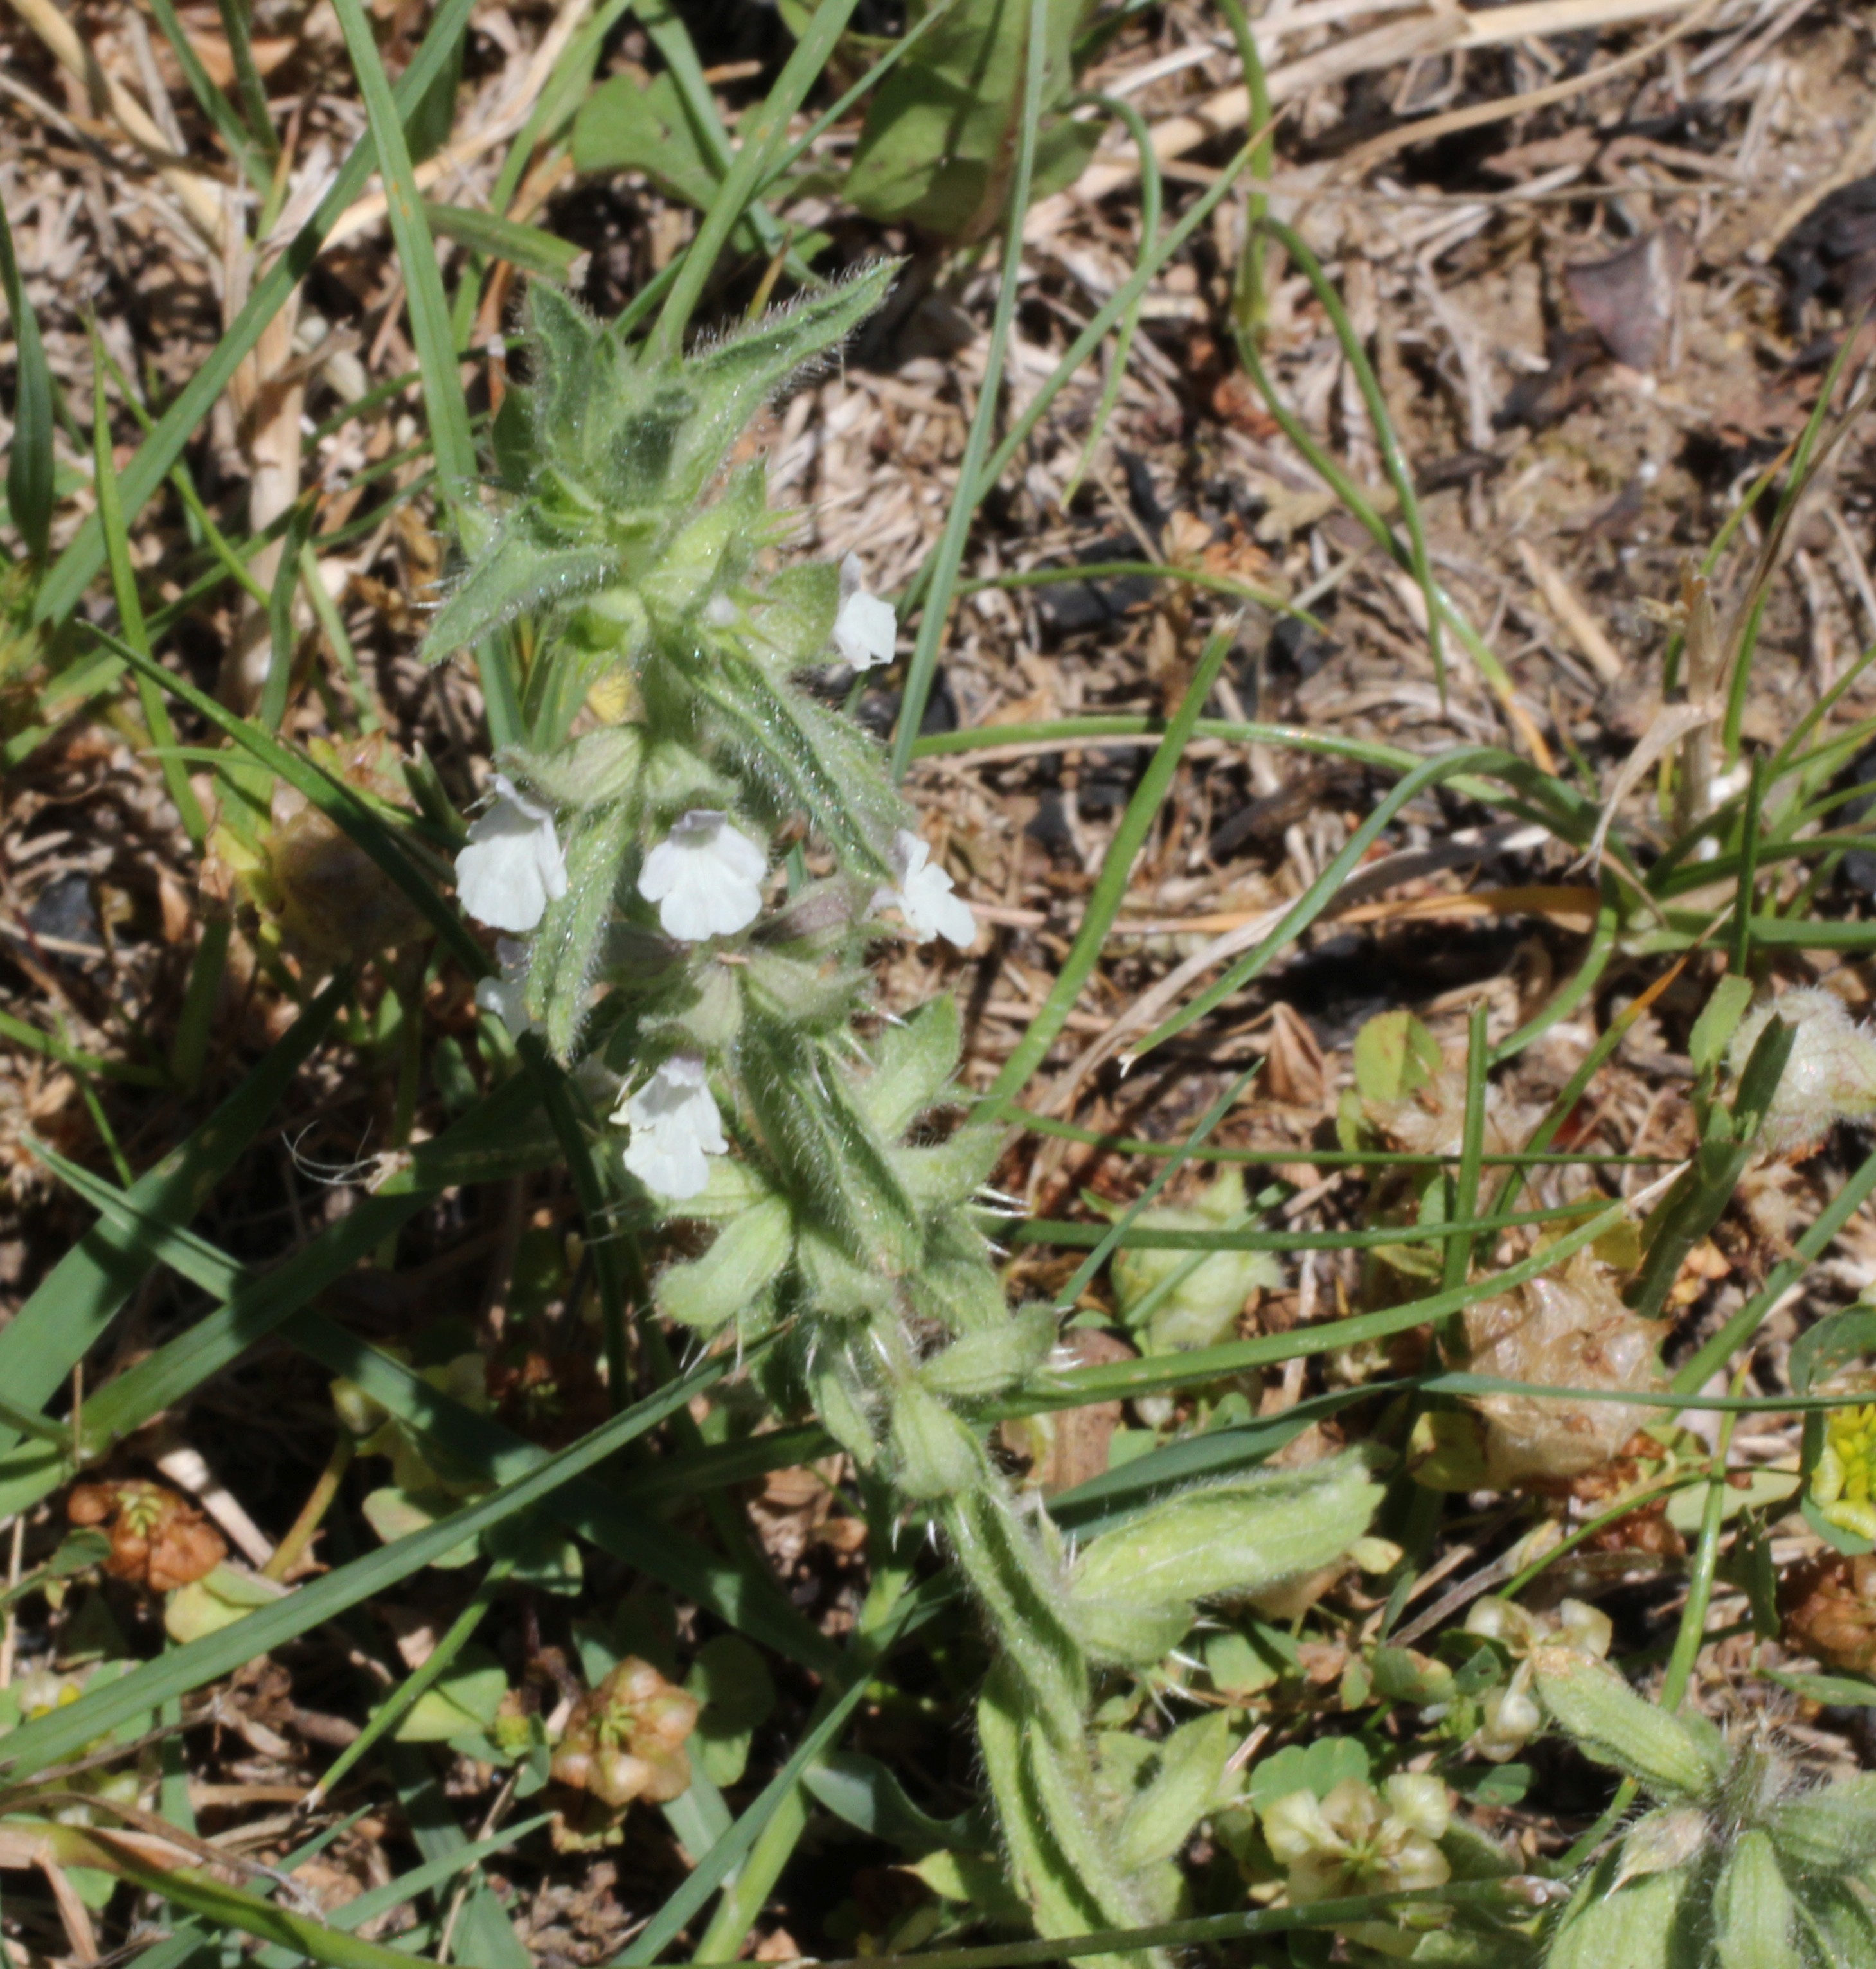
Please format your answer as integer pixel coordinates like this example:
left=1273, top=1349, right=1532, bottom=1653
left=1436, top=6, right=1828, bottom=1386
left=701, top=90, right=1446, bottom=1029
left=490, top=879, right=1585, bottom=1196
left=146, top=0, right=271, bottom=193
left=422, top=202, right=585, bottom=280
left=331, top=0, right=478, bottom=512
left=31, top=0, right=478, bottom=629
left=0, top=190, right=55, bottom=564
left=895, top=137, right=1260, bottom=630
left=85, top=623, right=488, bottom=976
left=648, top=0, right=861, bottom=359
left=988, top=625, right=1235, bottom=1103
left=0, top=1343, right=737, bottom=1779
left=285, top=1310, right=843, bottom=1673
left=0, top=975, right=347, bottom=1458
left=889, top=0, right=1051, bottom=778
left=90, top=353, right=208, bottom=845
left=0, top=1010, right=166, bottom=1086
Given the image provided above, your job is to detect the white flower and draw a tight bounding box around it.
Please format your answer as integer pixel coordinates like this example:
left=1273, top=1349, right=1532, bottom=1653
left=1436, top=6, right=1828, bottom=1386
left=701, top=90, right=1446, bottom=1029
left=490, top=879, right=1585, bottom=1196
left=833, top=554, right=897, bottom=670
left=473, top=938, right=532, bottom=1038
left=614, top=1056, right=726, bottom=1202
left=871, top=829, right=974, bottom=947
left=638, top=810, right=767, bottom=941
left=455, top=775, right=567, bottom=933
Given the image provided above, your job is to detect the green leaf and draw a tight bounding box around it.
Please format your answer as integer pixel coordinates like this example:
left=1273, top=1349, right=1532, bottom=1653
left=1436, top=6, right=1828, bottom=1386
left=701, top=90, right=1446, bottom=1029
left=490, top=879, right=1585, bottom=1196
left=389, top=1645, right=508, bottom=1742
left=163, top=1564, right=291, bottom=1644
left=1244, top=1735, right=1370, bottom=1811
left=422, top=508, right=618, bottom=659
left=846, top=0, right=1100, bottom=239
left=1690, top=974, right=1755, bottom=1078
left=803, top=1750, right=982, bottom=1853
left=572, top=71, right=723, bottom=209
left=1118, top=1713, right=1230, bottom=1869
left=1762, top=1665, right=1876, bottom=1707
left=1353, top=1010, right=1443, bottom=1105
left=687, top=1635, right=776, bottom=1786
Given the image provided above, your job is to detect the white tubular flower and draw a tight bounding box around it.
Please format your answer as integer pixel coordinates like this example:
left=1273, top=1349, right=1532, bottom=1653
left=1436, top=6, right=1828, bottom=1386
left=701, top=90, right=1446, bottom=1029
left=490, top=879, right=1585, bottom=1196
left=872, top=829, right=975, bottom=948
left=473, top=938, right=532, bottom=1038
left=614, top=1056, right=727, bottom=1202
left=638, top=810, right=767, bottom=941
left=834, top=554, right=897, bottom=670
left=455, top=775, right=567, bottom=932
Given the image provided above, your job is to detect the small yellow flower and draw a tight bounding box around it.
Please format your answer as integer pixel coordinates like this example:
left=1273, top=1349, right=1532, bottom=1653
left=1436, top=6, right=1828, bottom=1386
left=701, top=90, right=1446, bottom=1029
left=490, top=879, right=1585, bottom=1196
left=1814, top=1405, right=1876, bottom=1541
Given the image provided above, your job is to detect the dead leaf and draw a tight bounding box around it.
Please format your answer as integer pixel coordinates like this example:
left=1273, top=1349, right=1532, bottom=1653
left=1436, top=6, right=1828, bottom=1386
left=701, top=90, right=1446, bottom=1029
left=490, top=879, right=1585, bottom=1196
left=1564, top=225, right=1691, bottom=374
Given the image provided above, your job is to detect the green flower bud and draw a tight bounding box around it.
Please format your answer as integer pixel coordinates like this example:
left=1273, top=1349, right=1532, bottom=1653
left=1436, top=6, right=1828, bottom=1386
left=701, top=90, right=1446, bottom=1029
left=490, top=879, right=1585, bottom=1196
left=853, top=997, right=963, bottom=1140
left=1532, top=1651, right=1720, bottom=1798
left=1715, top=1829, right=1794, bottom=1969
left=507, top=726, right=645, bottom=810
left=918, top=1306, right=1055, bottom=1400
left=656, top=1197, right=794, bottom=1333
left=889, top=1384, right=982, bottom=1499
left=1070, top=1456, right=1382, bottom=1667
left=568, top=585, right=650, bottom=657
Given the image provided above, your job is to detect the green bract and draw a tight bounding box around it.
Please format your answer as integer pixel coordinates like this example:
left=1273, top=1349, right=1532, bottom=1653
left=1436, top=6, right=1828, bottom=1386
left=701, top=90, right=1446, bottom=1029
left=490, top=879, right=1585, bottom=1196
left=1536, top=1651, right=1876, bottom=1966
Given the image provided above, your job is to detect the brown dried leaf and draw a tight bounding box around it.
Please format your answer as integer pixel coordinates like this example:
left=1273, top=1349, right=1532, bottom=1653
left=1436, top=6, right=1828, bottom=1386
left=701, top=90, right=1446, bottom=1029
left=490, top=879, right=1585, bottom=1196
left=1564, top=226, right=1691, bottom=374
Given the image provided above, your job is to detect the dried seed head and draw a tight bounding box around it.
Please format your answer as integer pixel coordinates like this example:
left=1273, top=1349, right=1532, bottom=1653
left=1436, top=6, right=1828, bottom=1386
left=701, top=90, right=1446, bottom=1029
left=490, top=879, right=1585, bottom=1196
left=1779, top=1551, right=1876, bottom=1671
left=549, top=1657, right=700, bottom=1815
left=1461, top=1255, right=1665, bottom=1486
left=1728, top=987, right=1876, bottom=1159
left=67, top=1480, right=227, bottom=1594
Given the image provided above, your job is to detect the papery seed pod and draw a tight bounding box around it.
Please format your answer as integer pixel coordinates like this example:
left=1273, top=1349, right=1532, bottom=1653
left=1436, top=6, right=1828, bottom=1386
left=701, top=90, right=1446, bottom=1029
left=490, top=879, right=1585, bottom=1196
left=1475, top=1680, right=1542, bottom=1764
left=1530, top=1650, right=1718, bottom=1797
left=549, top=1657, right=699, bottom=1817
left=1611, top=1804, right=1710, bottom=1889
left=1461, top=1254, right=1665, bottom=1486
left=1362, top=1061, right=1533, bottom=1161
left=1728, top=987, right=1876, bottom=1158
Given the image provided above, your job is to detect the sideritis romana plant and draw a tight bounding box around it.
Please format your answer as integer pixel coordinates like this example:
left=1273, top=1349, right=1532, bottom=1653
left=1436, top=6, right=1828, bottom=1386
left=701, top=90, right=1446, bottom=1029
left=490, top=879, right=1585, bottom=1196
left=1534, top=1647, right=1876, bottom=1966
left=424, top=267, right=1383, bottom=1960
